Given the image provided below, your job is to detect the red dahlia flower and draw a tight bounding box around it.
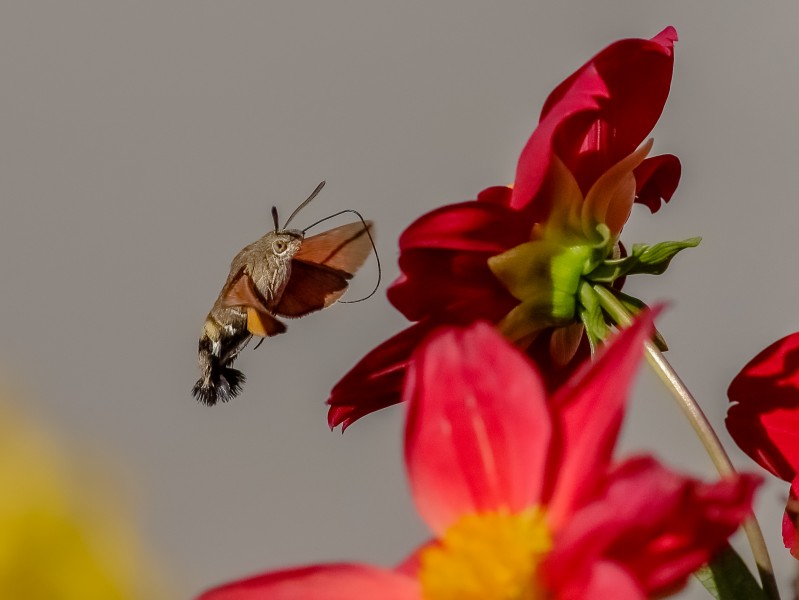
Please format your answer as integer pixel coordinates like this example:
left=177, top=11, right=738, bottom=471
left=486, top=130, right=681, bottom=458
left=329, top=26, right=696, bottom=429
left=727, top=332, right=799, bottom=556
left=201, top=314, right=758, bottom=600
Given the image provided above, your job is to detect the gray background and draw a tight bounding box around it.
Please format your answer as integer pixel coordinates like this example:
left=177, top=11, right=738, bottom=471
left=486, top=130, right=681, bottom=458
left=1, top=1, right=797, bottom=597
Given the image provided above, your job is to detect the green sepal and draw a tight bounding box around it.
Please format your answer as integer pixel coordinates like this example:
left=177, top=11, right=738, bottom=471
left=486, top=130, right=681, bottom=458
left=632, top=236, right=702, bottom=273
left=578, top=223, right=614, bottom=275
left=577, top=281, right=607, bottom=354
left=550, top=244, right=595, bottom=320
left=498, top=296, right=569, bottom=344
left=589, top=237, right=701, bottom=284
left=612, top=291, right=668, bottom=351
left=694, top=544, right=768, bottom=600
left=490, top=235, right=608, bottom=326
left=489, top=240, right=564, bottom=302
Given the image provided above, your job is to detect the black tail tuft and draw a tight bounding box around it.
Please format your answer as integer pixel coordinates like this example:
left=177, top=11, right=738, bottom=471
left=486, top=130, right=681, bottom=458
left=192, top=366, right=246, bottom=406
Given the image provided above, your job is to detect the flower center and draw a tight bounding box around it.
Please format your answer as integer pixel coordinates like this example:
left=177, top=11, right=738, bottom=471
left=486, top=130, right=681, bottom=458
left=419, top=509, right=552, bottom=600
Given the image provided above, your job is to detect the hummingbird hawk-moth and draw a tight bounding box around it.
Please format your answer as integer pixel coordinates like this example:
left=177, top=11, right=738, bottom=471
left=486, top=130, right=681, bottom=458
left=192, top=181, right=376, bottom=406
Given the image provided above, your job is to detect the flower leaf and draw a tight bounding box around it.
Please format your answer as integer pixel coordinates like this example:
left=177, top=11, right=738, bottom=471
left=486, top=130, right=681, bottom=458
left=588, top=237, right=700, bottom=283
left=628, top=236, right=701, bottom=274
left=694, top=544, right=768, bottom=600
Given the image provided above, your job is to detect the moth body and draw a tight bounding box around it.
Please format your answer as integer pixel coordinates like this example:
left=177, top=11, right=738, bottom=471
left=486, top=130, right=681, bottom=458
left=193, top=230, right=304, bottom=406
left=192, top=210, right=374, bottom=406
left=193, top=316, right=249, bottom=406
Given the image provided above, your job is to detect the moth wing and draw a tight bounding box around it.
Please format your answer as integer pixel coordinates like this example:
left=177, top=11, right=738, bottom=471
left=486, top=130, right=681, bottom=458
left=221, top=271, right=271, bottom=313
left=293, top=221, right=374, bottom=275
left=246, top=307, right=287, bottom=337
left=273, top=221, right=374, bottom=318
left=273, top=261, right=350, bottom=317
left=221, top=271, right=287, bottom=337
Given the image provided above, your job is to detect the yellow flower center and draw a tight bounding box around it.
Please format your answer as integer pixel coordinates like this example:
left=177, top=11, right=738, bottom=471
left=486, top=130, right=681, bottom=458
left=419, top=509, right=552, bottom=600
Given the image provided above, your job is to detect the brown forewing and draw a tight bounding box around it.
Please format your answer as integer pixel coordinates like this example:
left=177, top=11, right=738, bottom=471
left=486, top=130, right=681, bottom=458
left=274, top=221, right=374, bottom=318
left=292, top=221, right=374, bottom=274
left=273, top=261, right=350, bottom=317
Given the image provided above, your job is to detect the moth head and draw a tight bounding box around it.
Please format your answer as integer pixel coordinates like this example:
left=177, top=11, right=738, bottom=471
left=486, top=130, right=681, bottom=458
left=270, top=230, right=304, bottom=258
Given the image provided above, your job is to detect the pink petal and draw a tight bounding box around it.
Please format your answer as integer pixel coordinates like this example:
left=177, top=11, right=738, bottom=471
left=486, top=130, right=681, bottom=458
left=512, top=27, right=676, bottom=216
left=545, top=456, right=760, bottom=597
left=404, top=322, right=552, bottom=534
left=551, top=561, right=645, bottom=600
left=546, top=308, right=657, bottom=526
left=395, top=540, right=438, bottom=577
left=782, top=474, right=799, bottom=557
left=327, top=322, right=436, bottom=430
left=197, top=563, right=419, bottom=600
left=633, top=154, right=681, bottom=213
left=727, top=332, right=799, bottom=481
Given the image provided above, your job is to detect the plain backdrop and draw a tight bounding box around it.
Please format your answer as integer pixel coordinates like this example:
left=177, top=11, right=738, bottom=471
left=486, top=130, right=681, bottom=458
left=1, top=2, right=798, bottom=598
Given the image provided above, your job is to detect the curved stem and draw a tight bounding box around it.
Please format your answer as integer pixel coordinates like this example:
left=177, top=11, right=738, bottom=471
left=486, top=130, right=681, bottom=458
left=593, top=286, right=780, bottom=600
left=644, top=342, right=778, bottom=600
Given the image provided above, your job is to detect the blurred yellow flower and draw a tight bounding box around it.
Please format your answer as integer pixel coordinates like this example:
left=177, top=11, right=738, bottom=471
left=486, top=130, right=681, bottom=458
left=0, top=391, right=169, bottom=599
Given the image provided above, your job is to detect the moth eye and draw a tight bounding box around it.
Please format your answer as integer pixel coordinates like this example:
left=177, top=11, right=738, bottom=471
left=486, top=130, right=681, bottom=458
left=272, top=240, right=289, bottom=254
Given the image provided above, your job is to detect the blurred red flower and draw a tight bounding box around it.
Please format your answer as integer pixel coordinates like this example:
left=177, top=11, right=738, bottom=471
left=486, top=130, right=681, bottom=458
left=727, top=332, right=799, bottom=556
left=200, top=313, right=758, bottom=599
left=329, top=27, right=683, bottom=429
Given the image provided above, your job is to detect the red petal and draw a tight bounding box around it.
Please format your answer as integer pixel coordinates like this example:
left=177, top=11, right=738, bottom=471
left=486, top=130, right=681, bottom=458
left=388, top=201, right=527, bottom=321
left=545, top=456, right=760, bottom=597
left=633, top=154, right=681, bottom=213
left=783, top=475, right=799, bottom=557
left=388, top=250, right=517, bottom=322
left=510, top=66, right=605, bottom=218
left=547, top=28, right=677, bottom=192
left=525, top=329, right=591, bottom=393
left=546, top=308, right=656, bottom=525
left=327, top=322, right=436, bottom=430
left=397, top=201, right=527, bottom=254
left=404, top=322, right=552, bottom=534
left=512, top=27, right=677, bottom=215
left=476, top=185, right=514, bottom=206
left=727, top=332, right=799, bottom=481
left=197, top=563, right=418, bottom=600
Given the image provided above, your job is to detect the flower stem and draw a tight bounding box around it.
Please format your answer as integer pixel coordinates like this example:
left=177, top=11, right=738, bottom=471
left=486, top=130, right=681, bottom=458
left=592, top=285, right=780, bottom=600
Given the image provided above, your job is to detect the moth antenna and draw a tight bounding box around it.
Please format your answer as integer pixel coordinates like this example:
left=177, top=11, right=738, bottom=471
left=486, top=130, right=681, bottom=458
left=283, top=180, right=326, bottom=229
left=271, top=206, right=280, bottom=233
left=303, top=209, right=381, bottom=304
left=253, top=337, right=265, bottom=351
